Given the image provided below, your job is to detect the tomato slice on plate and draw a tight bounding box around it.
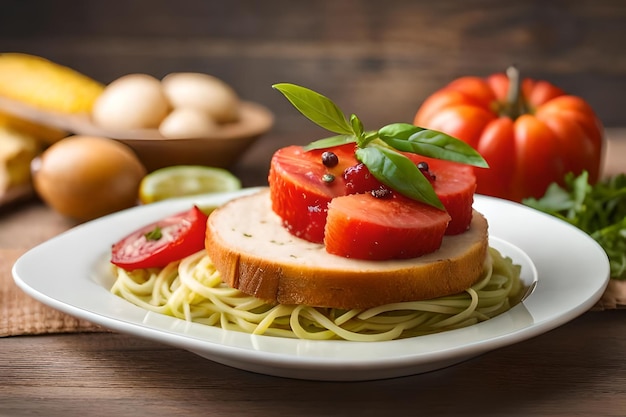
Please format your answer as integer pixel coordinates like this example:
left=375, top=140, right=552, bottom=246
left=268, top=144, right=357, bottom=243
left=111, top=206, right=208, bottom=270
left=324, top=193, right=451, bottom=260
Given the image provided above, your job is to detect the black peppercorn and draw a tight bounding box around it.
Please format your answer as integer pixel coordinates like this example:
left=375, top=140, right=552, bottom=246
left=322, top=151, right=339, bottom=167
left=417, top=161, right=436, bottom=181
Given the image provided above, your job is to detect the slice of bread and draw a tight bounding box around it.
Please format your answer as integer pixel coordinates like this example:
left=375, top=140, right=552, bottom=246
left=205, top=189, right=489, bottom=309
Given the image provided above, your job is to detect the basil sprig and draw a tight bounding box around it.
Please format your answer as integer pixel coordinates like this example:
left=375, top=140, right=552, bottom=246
left=272, top=83, right=487, bottom=209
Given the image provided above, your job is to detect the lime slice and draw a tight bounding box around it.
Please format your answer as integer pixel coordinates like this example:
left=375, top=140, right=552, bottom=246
left=139, top=165, right=242, bottom=204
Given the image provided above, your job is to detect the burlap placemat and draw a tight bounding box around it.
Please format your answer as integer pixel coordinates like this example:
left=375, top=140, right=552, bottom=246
left=596, top=279, right=626, bottom=310
left=1, top=249, right=105, bottom=337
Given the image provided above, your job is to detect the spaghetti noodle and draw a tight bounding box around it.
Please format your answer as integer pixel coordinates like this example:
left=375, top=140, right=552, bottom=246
left=111, top=247, right=523, bottom=341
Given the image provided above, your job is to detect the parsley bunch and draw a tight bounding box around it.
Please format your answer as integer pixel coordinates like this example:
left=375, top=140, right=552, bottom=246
left=524, top=171, right=626, bottom=280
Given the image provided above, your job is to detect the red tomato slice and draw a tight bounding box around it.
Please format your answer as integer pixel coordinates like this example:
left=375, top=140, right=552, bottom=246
left=404, top=154, right=477, bottom=234
left=111, top=205, right=208, bottom=270
left=269, top=144, right=477, bottom=259
left=424, top=157, right=476, bottom=235
left=324, top=193, right=451, bottom=260
left=268, top=144, right=357, bottom=243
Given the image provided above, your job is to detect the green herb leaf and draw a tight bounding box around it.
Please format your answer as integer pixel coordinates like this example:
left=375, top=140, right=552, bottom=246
left=592, top=218, right=626, bottom=279
left=350, top=114, right=364, bottom=138
left=272, top=83, right=354, bottom=135
left=144, top=226, right=162, bottom=241
left=379, top=123, right=488, bottom=167
left=273, top=83, right=486, bottom=209
left=375, top=123, right=418, bottom=140
left=523, top=171, right=626, bottom=280
left=356, top=146, right=444, bottom=209
left=303, top=134, right=356, bottom=151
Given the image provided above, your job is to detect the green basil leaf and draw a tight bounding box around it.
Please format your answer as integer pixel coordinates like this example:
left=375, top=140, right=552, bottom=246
left=350, top=114, right=364, bottom=138
left=304, top=134, right=356, bottom=151
left=378, top=123, right=424, bottom=140
left=272, top=83, right=354, bottom=135
left=379, top=124, right=488, bottom=168
left=355, top=130, right=380, bottom=148
left=355, top=146, right=444, bottom=209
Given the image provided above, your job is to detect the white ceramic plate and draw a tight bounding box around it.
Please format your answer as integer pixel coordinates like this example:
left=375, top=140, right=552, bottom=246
left=13, top=188, right=610, bottom=381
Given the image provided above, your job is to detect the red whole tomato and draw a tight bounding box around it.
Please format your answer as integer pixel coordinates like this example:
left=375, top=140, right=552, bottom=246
left=414, top=66, right=604, bottom=202
left=111, top=205, right=208, bottom=270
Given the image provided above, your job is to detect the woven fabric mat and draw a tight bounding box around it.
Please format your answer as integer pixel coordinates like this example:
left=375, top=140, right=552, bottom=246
left=1, top=249, right=105, bottom=337
left=597, top=279, right=626, bottom=310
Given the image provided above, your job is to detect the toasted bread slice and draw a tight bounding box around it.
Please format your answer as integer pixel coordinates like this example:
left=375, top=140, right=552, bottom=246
left=205, top=189, right=489, bottom=309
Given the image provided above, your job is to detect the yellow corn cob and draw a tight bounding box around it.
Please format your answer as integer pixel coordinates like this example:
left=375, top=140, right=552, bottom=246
left=0, top=53, right=104, bottom=114
left=0, top=53, right=104, bottom=143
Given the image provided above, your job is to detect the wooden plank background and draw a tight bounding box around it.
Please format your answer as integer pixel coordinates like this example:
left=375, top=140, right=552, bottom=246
left=0, top=0, right=624, bottom=140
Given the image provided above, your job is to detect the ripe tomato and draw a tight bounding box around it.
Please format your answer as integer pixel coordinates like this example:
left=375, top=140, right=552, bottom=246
left=268, top=144, right=357, bottom=243
left=268, top=144, right=477, bottom=260
left=414, top=67, right=604, bottom=202
left=404, top=156, right=476, bottom=235
left=324, top=193, right=450, bottom=260
left=111, top=205, right=208, bottom=270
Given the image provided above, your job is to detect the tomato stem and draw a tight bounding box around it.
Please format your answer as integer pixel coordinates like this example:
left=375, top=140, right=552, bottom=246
left=504, top=65, right=527, bottom=119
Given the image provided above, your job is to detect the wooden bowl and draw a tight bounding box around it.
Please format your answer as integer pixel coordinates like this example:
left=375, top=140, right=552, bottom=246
left=0, top=97, right=274, bottom=172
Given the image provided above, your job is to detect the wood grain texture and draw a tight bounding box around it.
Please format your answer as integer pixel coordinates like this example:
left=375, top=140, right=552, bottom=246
left=0, top=0, right=624, bottom=137
left=0, top=8, right=625, bottom=408
left=0, top=129, right=624, bottom=415
left=1, top=310, right=626, bottom=416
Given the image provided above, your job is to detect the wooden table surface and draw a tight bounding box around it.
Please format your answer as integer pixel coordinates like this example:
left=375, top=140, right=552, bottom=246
left=2, top=130, right=626, bottom=417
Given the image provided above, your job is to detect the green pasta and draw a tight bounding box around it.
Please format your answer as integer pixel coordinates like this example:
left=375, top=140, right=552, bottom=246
left=111, top=247, right=523, bottom=341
